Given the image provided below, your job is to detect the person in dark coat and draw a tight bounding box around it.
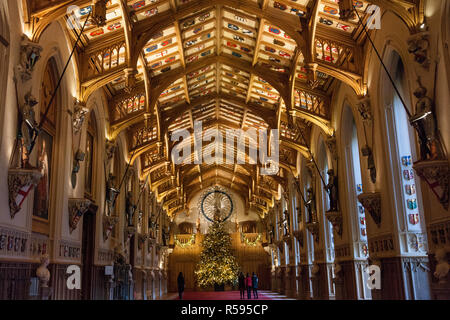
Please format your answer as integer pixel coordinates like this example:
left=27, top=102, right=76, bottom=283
left=251, top=272, right=259, bottom=299
left=245, top=273, right=252, bottom=299
left=177, top=272, right=185, bottom=300
left=238, top=272, right=245, bottom=299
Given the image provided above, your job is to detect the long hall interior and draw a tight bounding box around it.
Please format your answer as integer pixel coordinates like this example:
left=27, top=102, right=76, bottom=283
left=0, top=0, right=449, bottom=300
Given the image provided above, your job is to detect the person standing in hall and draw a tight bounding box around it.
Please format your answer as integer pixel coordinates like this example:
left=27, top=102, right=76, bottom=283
left=252, top=272, right=259, bottom=299
left=238, top=272, right=245, bottom=299
left=177, top=272, right=185, bottom=300
left=246, top=273, right=252, bottom=299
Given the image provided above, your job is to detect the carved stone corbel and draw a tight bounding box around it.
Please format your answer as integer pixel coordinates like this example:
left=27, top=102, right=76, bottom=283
left=358, top=192, right=382, bottom=227
left=105, top=139, right=117, bottom=161
left=325, top=211, right=343, bottom=237
left=126, top=166, right=135, bottom=185
left=138, top=233, right=148, bottom=250
left=8, top=168, right=42, bottom=218
left=16, top=35, right=43, bottom=82
left=72, top=100, right=89, bottom=135
left=357, top=97, right=373, bottom=124
left=306, top=222, right=319, bottom=243
left=407, top=32, right=430, bottom=69
left=103, top=215, right=119, bottom=241
left=125, top=226, right=137, bottom=241
left=325, top=136, right=338, bottom=160
left=413, top=160, right=449, bottom=211
left=306, top=159, right=316, bottom=178
left=68, top=198, right=92, bottom=233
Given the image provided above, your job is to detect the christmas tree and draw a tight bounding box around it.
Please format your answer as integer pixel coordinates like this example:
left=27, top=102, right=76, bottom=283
left=195, top=221, right=239, bottom=288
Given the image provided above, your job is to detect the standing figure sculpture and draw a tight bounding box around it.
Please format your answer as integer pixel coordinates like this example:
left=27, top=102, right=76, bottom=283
left=283, top=210, right=290, bottom=236
left=19, top=92, right=39, bottom=168
left=409, top=81, right=440, bottom=160
left=325, top=169, right=339, bottom=212
left=105, top=173, right=119, bottom=216
left=162, top=227, right=168, bottom=246
left=361, top=145, right=377, bottom=183
left=305, top=187, right=316, bottom=223
left=125, top=191, right=136, bottom=226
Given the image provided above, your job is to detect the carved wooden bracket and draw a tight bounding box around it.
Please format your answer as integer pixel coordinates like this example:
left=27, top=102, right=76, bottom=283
left=68, top=198, right=92, bottom=233
left=325, top=210, right=343, bottom=237
left=304, top=63, right=320, bottom=89
left=103, top=215, right=119, bottom=241
left=306, top=222, right=319, bottom=243
left=338, top=0, right=356, bottom=21
left=413, top=160, right=449, bottom=211
left=92, top=0, right=109, bottom=27
left=124, top=68, right=138, bottom=94
left=8, top=168, right=42, bottom=218
left=358, top=192, right=382, bottom=227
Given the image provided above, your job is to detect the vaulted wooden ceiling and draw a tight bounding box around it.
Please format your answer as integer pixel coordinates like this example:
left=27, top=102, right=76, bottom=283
left=23, top=0, right=424, bottom=217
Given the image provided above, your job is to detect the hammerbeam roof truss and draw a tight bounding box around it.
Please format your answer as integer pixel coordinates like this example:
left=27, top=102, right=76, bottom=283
left=24, top=0, right=424, bottom=217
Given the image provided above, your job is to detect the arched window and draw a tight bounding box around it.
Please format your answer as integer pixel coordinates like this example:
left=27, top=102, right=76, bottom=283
left=317, top=138, right=336, bottom=296
left=383, top=52, right=423, bottom=233
left=0, top=3, right=9, bottom=107
left=291, top=186, right=298, bottom=229
left=318, top=139, right=335, bottom=260
left=302, top=161, right=314, bottom=263
left=342, top=105, right=369, bottom=252
left=111, top=148, right=121, bottom=238
left=342, top=105, right=372, bottom=299
left=442, top=0, right=450, bottom=93
left=291, top=185, right=300, bottom=265
left=32, top=58, right=59, bottom=235
left=85, top=112, right=97, bottom=198
left=0, top=3, right=9, bottom=144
